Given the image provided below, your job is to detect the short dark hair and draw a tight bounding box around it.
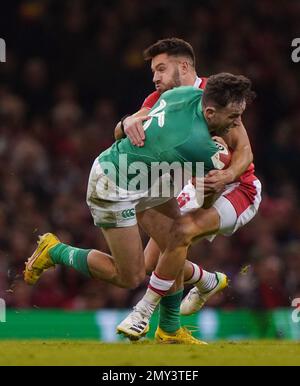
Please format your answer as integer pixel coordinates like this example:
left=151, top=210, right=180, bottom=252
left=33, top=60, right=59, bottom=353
left=202, top=73, right=256, bottom=108
left=143, top=38, right=195, bottom=67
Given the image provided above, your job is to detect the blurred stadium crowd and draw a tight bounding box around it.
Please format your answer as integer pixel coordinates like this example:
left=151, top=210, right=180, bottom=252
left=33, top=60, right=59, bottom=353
left=0, top=0, right=300, bottom=310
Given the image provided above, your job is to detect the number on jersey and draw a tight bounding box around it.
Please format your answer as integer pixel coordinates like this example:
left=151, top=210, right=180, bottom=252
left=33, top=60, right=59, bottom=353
left=143, top=99, right=166, bottom=130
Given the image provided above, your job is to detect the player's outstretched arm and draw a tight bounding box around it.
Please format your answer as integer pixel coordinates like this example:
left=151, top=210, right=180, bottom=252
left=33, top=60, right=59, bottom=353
left=114, top=107, right=150, bottom=146
left=222, top=121, right=253, bottom=180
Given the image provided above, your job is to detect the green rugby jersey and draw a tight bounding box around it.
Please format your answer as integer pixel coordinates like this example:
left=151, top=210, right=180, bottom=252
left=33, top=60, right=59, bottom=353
left=99, top=86, right=219, bottom=191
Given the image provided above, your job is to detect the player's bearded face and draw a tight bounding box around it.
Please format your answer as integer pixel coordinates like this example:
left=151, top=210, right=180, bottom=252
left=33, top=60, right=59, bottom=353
left=155, top=66, right=181, bottom=94
left=152, top=54, right=182, bottom=94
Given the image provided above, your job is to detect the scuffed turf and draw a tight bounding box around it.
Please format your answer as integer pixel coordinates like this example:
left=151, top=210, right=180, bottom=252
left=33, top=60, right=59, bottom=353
left=0, top=340, right=299, bottom=366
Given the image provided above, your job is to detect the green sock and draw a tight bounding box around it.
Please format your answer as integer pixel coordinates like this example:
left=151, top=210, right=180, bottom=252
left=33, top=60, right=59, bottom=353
left=49, top=243, right=91, bottom=277
left=159, top=289, right=183, bottom=333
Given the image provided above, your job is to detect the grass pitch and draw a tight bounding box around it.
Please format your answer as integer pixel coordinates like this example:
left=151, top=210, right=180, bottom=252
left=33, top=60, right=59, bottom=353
left=0, top=340, right=299, bottom=366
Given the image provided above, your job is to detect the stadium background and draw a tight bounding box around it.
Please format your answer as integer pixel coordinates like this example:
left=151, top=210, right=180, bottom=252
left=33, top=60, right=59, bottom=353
left=0, top=0, right=299, bottom=341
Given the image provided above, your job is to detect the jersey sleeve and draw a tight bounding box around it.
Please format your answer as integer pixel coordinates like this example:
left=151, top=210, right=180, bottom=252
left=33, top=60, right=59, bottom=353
left=141, top=91, right=160, bottom=109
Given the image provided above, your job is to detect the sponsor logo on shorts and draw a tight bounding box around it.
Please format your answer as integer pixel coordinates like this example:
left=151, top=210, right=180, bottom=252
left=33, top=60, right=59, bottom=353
left=121, top=209, right=135, bottom=219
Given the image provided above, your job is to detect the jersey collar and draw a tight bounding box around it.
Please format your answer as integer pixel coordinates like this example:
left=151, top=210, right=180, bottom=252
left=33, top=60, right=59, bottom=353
left=193, top=76, right=202, bottom=89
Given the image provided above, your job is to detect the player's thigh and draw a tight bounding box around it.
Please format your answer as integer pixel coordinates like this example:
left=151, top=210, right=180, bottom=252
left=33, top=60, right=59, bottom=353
left=101, top=225, right=145, bottom=278
left=137, top=198, right=181, bottom=251
left=188, top=207, right=221, bottom=243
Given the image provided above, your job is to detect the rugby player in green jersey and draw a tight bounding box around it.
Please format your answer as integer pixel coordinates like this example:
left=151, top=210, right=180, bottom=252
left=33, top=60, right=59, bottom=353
left=24, top=73, right=254, bottom=344
left=116, top=39, right=260, bottom=343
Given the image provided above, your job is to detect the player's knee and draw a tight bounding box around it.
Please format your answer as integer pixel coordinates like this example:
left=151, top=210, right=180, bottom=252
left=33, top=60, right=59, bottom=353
left=123, top=277, right=143, bottom=289
left=120, top=272, right=145, bottom=289
left=190, top=209, right=215, bottom=238
left=169, top=215, right=196, bottom=247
